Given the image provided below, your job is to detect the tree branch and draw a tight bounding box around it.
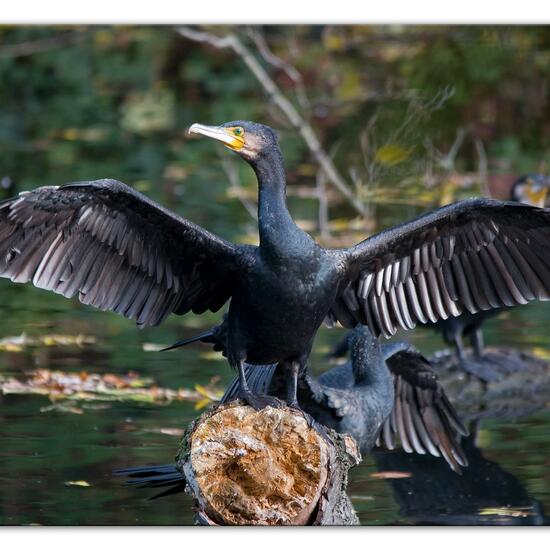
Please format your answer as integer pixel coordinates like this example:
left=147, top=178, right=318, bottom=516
left=176, top=26, right=366, bottom=217
left=0, top=31, right=85, bottom=59
left=218, top=154, right=258, bottom=222
left=245, top=27, right=310, bottom=110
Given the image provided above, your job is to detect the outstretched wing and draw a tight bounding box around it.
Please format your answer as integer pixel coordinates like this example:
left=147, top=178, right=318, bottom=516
left=378, top=348, right=468, bottom=473
left=0, top=179, right=247, bottom=326
left=329, top=198, right=550, bottom=336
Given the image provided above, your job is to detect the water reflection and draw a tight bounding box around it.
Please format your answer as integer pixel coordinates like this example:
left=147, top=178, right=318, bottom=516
left=373, top=429, right=548, bottom=525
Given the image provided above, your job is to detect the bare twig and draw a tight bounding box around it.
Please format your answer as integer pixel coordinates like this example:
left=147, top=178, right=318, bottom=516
left=431, top=127, right=467, bottom=172
left=219, top=154, right=258, bottom=221
left=0, top=31, right=86, bottom=59
left=176, top=26, right=366, bottom=217
left=246, top=27, right=310, bottom=110
left=316, top=169, right=331, bottom=240
left=474, top=137, right=490, bottom=196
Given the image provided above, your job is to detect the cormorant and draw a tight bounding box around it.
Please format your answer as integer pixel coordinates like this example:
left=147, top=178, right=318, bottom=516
left=2, top=121, right=550, bottom=408
left=426, top=174, right=550, bottom=367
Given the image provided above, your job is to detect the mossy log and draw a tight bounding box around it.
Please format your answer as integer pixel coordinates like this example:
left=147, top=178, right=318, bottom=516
left=176, top=399, right=361, bottom=525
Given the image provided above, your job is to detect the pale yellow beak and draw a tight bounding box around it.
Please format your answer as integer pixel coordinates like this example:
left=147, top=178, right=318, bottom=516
left=188, top=123, right=245, bottom=151
left=526, top=185, right=549, bottom=208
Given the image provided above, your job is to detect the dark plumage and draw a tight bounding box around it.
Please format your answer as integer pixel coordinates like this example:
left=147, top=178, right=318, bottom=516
left=427, top=174, right=550, bottom=367
left=3, top=122, right=550, bottom=407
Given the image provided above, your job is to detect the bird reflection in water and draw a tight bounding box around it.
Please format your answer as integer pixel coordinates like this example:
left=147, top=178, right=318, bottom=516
left=373, top=432, right=548, bottom=526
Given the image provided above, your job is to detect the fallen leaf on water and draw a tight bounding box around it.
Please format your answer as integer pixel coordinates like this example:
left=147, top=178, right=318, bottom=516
left=142, top=342, right=166, bottom=352
left=146, top=427, right=186, bottom=437
left=0, top=343, right=24, bottom=352
left=478, top=507, right=533, bottom=518
left=65, top=480, right=91, bottom=487
left=531, top=347, right=550, bottom=360
left=370, top=471, right=412, bottom=479
left=0, top=369, right=224, bottom=410
left=0, top=333, right=96, bottom=352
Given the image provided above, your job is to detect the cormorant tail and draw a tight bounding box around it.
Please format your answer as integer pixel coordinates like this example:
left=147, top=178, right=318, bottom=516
left=159, top=329, right=216, bottom=352
left=113, top=464, right=186, bottom=500
left=221, top=363, right=279, bottom=403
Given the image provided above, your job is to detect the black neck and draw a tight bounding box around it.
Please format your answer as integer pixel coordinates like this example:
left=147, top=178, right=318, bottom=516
left=251, top=147, right=299, bottom=249
left=351, top=338, right=390, bottom=388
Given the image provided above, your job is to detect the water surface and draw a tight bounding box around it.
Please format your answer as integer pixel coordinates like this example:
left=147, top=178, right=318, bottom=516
left=1, top=204, right=549, bottom=525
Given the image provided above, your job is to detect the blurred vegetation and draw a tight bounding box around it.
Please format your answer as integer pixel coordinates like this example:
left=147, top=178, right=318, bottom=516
left=1, top=25, right=549, bottom=244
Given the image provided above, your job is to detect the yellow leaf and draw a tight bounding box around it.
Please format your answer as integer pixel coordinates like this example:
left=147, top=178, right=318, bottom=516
left=195, top=384, right=212, bottom=398
left=324, top=34, right=345, bottom=51
left=479, top=507, right=533, bottom=518
left=65, top=480, right=91, bottom=487
left=194, top=398, right=212, bottom=411
left=0, top=343, right=23, bottom=352
left=375, top=144, right=412, bottom=166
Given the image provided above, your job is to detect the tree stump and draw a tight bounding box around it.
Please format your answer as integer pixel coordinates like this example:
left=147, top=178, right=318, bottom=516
left=176, top=399, right=360, bottom=525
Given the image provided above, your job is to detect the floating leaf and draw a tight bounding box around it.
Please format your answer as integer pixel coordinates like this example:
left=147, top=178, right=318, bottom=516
left=65, top=480, right=91, bottom=487
left=0, top=369, right=223, bottom=409
left=479, top=507, right=533, bottom=518
left=0, top=333, right=95, bottom=351
left=370, top=471, right=412, bottom=479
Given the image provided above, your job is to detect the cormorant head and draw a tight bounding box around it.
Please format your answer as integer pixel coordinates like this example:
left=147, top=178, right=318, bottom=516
left=188, top=121, right=279, bottom=163
left=510, top=174, right=550, bottom=207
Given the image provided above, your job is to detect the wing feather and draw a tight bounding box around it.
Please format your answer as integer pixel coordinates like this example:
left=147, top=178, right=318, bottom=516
left=377, top=348, right=468, bottom=473
left=329, top=199, right=550, bottom=337
left=0, top=179, right=247, bottom=326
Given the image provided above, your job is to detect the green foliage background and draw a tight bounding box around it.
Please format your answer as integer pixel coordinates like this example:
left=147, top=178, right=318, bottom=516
left=1, top=25, right=549, bottom=240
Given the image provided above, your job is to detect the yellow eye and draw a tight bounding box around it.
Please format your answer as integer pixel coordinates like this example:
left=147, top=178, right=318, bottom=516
left=233, top=127, right=244, bottom=137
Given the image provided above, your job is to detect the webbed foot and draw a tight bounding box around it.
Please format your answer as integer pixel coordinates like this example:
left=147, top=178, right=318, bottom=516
left=237, top=390, right=283, bottom=411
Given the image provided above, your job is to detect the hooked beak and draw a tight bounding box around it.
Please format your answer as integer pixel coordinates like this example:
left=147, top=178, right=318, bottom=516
left=188, top=123, right=245, bottom=151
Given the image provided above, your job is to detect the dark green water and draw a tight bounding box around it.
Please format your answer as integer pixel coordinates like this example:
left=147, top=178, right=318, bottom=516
left=1, top=206, right=550, bottom=525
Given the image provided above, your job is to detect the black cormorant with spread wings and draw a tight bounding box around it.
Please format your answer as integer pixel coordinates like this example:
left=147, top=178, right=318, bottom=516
left=2, top=121, right=550, bottom=408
